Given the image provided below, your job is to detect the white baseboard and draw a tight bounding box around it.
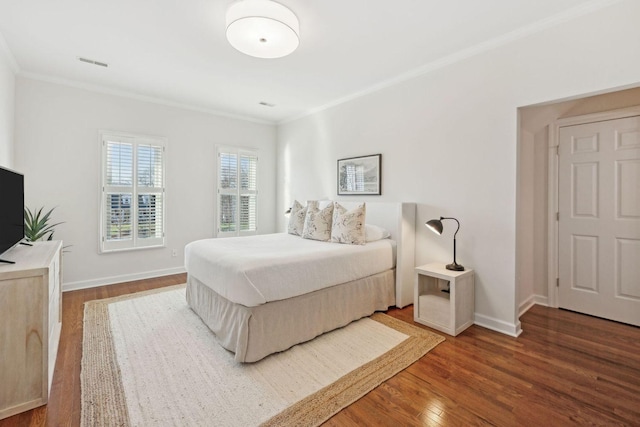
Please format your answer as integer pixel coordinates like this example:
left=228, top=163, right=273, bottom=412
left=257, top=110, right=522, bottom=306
left=534, top=294, right=549, bottom=307
left=474, top=313, right=522, bottom=337
left=518, top=295, right=536, bottom=317
left=519, top=294, right=550, bottom=317
left=62, top=266, right=186, bottom=292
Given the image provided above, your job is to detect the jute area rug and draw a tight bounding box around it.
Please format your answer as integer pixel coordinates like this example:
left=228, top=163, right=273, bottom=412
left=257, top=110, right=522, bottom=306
left=81, top=284, right=444, bottom=426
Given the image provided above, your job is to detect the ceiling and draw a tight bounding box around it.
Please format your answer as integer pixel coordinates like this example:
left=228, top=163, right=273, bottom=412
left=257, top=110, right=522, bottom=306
left=0, top=0, right=610, bottom=123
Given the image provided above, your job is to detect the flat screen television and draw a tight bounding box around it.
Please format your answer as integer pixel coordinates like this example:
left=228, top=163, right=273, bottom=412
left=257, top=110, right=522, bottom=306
left=0, top=166, right=25, bottom=261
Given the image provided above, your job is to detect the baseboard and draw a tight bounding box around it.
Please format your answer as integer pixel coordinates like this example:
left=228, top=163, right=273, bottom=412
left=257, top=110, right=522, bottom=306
left=519, top=294, right=550, bottom=317
left=474, top=313, right=522, bottom=337
left=62, top=266, right=186, bottom=292
left=534, top=294, right=549, bottom=307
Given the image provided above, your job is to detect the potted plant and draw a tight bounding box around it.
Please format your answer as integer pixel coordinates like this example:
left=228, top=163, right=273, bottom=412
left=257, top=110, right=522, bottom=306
left=24, top=206, right=64, bottom=242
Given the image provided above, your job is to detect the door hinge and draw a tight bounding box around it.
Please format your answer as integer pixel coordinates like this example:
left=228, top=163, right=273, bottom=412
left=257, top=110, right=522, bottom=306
left=556, top=212, right=559, bottom=221
left=556, top=145, right=559, bottom=156
left=556, top=278, right=559, bottom=287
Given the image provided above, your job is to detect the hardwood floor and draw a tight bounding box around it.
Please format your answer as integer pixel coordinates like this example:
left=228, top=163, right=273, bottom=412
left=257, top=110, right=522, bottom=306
left=1, top=275, right=639, bottom=426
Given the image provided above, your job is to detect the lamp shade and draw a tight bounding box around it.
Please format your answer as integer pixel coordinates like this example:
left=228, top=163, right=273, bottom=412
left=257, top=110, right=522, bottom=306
left=226, top=0, right=300, bottom=59
left=425, top=219, right=443, bottom=235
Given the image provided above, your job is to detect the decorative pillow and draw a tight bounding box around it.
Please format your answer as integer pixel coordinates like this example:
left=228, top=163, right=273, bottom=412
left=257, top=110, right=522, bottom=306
left=302, top=201, right=334, bottom=241
left=331, top=202, right=366, bottom=245
left=287, top=200, right=307, bottom=236
left=365, top=224, right=391, bottom=242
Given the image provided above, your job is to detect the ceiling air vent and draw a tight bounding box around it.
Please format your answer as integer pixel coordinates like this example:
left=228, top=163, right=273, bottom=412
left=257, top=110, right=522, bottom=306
left=78, top=57, right=108, bottom=67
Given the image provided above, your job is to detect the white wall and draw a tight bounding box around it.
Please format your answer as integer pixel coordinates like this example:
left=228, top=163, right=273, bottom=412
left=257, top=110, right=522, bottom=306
left=516, top=129, right=535, bottom=314
left=277, top=0, right=640, bottom=335
left=532, top=129, right=549, bottom=300
left=0, top=43, right=15, bottom=168
left=14, top=77, right=277, bottom=289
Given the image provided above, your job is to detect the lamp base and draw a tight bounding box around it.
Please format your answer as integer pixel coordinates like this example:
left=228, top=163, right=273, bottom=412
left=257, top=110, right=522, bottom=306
left=446, top=263, right=465, bottom=271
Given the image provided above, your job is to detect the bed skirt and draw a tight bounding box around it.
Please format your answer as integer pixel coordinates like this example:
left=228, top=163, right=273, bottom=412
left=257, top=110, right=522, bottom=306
left=186, top=269, right=396, bottom=363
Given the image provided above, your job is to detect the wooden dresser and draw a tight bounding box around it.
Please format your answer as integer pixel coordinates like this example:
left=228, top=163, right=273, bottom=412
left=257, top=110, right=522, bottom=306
left=0, top=241, right=63, bottom=419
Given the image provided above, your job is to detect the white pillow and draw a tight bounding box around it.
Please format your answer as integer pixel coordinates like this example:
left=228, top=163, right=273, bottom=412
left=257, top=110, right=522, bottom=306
left=302, top=201, right=334, bottom=241
left=287, top=200, right=307, bottom=236
left=331, top=202, right=366, bottom=245
left=365, top=224, right=391, bottom=242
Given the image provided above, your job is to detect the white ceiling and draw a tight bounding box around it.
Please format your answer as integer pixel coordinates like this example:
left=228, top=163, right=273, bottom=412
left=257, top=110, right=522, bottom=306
left=0, top=0, right=611, bottom=123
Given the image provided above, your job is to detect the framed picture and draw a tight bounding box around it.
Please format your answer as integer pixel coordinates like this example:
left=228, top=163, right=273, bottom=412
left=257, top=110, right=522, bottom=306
left=337, top=154, right=381, bottom=196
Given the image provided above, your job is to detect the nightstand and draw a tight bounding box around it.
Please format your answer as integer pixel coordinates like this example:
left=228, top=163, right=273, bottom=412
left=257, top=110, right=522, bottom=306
left=414, top=263, right=474, bottom=336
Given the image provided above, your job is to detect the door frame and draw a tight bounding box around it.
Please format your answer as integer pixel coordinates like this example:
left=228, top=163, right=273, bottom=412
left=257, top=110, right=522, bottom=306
left=546, top=105, right=640, bottom=307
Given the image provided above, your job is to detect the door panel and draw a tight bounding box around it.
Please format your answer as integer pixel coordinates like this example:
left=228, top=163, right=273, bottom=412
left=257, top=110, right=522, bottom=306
left=571, top=235, right=598, bottom=292
left=617, top=238, right=640, bottom=299
left=617, top=160, right=640, bottom=218
left=558, top=115, right=640, bottom=326
left=572, top=162, right=598, bottom=217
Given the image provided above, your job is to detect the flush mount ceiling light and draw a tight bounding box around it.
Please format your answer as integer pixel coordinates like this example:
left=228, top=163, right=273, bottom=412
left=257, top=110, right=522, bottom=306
left=226, top=0, right=299, bottom=59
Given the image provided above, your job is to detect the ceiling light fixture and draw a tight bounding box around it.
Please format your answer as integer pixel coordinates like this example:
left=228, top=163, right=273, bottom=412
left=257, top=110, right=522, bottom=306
left=225, top=0, right=299, bottom=59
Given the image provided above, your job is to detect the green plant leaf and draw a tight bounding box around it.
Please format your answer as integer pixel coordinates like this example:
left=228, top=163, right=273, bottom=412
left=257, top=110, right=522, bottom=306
left=24, top=206, right=65, bottom=242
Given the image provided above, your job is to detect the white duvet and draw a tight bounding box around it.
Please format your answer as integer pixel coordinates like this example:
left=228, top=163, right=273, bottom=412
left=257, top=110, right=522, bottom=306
left=185, top=233, right=396, bottom=307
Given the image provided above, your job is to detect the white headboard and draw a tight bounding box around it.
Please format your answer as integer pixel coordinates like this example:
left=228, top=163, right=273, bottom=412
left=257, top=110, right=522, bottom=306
left=319, top=201, right=416, bottom=308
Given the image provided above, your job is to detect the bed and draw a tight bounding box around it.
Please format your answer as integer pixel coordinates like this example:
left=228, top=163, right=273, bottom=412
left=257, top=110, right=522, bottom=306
left=185, top=201, right=416, bottom=362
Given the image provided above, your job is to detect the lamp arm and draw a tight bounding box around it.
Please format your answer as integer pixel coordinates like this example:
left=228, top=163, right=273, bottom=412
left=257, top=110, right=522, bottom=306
left=440, top=216, right=461, bottom=239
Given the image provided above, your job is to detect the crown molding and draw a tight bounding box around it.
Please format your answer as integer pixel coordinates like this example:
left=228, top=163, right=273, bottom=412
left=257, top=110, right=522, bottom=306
left=18, top=71, right=276, bottom=126
left=278, top=0, right=624, bottom=125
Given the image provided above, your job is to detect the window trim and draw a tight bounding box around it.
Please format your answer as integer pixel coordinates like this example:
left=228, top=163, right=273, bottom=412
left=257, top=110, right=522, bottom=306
left=216, top=145, right=259, bottom=238
left=99, top=130, right=167, bottom=253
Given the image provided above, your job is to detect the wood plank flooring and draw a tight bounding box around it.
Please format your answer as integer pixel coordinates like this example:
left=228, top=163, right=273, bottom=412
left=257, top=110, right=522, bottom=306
left=1, top=274, right=638, bottom=426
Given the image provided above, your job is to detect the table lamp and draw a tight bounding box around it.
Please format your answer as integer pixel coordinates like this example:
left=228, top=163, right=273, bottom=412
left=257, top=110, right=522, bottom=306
left=425, top=216, right=465, bottom=271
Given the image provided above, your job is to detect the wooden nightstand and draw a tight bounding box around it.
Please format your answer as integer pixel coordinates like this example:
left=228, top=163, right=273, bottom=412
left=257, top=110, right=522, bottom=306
left=414, top=263, right=474, bottom=336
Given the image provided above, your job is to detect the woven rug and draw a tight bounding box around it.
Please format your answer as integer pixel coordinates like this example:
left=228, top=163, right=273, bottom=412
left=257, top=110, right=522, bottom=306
left=81, top=285, right=444, bottom=426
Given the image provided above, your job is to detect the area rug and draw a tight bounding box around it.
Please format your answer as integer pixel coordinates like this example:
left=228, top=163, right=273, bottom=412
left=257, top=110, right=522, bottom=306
left=81, top=285, right=444, bottom=426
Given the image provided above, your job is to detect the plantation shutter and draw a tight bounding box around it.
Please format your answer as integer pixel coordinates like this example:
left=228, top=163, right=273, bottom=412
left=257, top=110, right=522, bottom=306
left=217, top=146, right=258, bottom=237
left=137, top=143, right=164, bottom=243
left=101, top=132, right=166, bottom=252
left=218, top=151, right=238, bottom=234
left=239, top=153, right=257, bottom=232
left=104, top=138, right=134, bottom=246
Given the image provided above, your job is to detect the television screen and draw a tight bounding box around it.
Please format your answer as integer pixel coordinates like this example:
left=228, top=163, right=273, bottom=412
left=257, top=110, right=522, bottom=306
left=0, top=166, right=24, bottom=257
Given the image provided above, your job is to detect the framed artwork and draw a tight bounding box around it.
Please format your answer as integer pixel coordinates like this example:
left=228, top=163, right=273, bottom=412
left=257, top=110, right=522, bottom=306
left=337, top=154, right=381, bottom=196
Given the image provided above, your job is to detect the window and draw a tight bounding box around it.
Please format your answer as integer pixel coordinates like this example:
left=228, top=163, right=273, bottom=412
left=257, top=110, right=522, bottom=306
left=217, top=146, right=258, bottom=237
left=100, top=132, right=166, bottom=252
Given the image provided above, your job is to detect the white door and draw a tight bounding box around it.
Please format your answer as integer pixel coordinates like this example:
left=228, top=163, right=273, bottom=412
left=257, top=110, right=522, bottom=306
left=558, top=115, right=640, bottom=326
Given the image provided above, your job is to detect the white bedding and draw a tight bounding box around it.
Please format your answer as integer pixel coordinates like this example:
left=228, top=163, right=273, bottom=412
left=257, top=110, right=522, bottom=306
left=184, top=233, right=396, bottom=307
